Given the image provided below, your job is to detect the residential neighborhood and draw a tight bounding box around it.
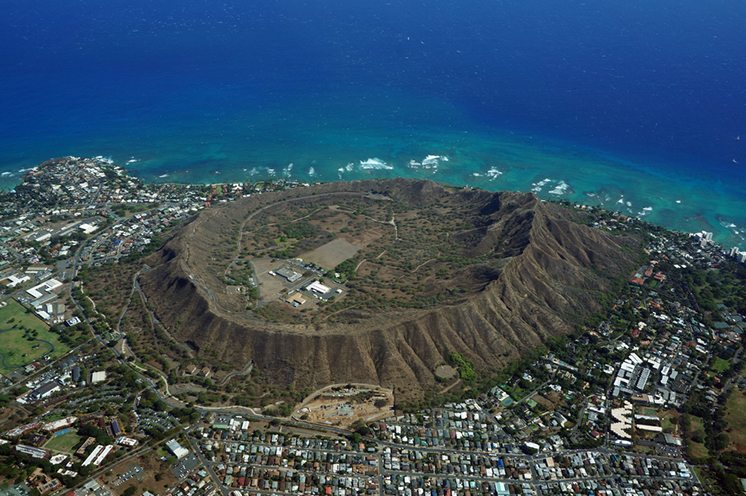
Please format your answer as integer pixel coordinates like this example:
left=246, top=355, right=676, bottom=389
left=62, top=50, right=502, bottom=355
left=0, top=158, right=744, bottom=495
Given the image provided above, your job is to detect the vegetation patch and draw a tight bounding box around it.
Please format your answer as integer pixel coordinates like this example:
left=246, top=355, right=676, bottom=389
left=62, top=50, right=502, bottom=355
left=724, top=384, right=746, bottom=454
left=0, top=299, right=69, bottom=375
left=710, top=357, right=731, bottom=374
left=236, top=190, right=525, bottom=319
left=43, top=431, right=82, bottom=453
left=448, top=352, right=476, bottom=382
left=684, top=414, right=709, bottom=461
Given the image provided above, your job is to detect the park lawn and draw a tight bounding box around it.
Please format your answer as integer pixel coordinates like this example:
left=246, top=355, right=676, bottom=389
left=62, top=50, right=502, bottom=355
left=724, top=383, right=746, bottom=455
left=710, top=357, right=731, bottom=374
left=686, top=415, right=709, bottom=461
left=44, top=431, right=82, bottom=453
left=0, top=299, right=70, bottom=375
left=659, top=409, right=679, bottom=434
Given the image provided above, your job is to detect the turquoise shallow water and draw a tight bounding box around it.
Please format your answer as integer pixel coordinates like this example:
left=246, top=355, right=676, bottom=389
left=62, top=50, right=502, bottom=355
left=1, top=93, right=742, bottom=249
left=2, top=1, right=745, bottom=249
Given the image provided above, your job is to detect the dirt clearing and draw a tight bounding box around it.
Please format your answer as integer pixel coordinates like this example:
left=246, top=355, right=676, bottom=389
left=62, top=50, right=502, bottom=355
left=301, top=238, right=360, bottom=270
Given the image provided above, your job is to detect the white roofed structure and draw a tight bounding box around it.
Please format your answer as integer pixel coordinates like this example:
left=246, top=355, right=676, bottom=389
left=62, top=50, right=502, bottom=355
left=306, top=280, right=331, bottom=295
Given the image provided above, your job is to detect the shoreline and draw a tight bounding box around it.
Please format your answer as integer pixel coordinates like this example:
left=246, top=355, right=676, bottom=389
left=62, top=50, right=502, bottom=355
left=2, top=153, right=744, bottom=252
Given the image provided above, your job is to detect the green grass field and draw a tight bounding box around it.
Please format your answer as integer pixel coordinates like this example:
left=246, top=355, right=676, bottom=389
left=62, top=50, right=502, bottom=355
left=710, top=357, right=731, bottom=374
left=0, top=299, right=70, bottom=375
left=659, top=409, right=678, bottom=434
left=686, top=414, right=710, bottom=461
left=43, top=431, right=82, bottom=453
left=725, top=381, right=746, bottom=454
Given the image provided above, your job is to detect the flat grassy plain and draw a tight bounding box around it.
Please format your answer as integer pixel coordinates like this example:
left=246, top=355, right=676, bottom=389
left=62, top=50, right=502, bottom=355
left=659, top=409, right=679, bottom=434
left=0, top=299, right=69, bottom=375
left=686, top=414, right=709, bottom=461
left=44, top=431, right=82, bottom=453
left=710, top=357, right=731, bottom=374
left=724, top=379, right=746, bottom=454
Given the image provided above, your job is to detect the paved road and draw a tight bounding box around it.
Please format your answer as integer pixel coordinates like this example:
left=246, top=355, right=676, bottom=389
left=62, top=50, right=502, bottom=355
left=186, top=435, right=227, bottom=496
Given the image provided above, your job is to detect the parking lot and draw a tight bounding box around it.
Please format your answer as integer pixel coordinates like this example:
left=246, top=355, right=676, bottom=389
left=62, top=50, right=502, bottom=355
left=110, top=464, right=143, bottom=487
left=172, top=453, right=200, bottom=480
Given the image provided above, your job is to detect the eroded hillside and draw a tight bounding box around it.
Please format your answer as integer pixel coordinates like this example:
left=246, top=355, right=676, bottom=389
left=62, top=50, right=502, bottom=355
left=140, top=180, right=642, bottom=401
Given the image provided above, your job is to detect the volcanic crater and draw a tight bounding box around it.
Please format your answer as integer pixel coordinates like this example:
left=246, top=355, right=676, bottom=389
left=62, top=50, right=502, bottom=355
left=141, top=179, right=641, bottom=400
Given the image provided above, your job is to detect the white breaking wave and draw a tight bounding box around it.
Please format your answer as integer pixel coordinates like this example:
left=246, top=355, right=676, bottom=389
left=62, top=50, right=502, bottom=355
left=359, top=158, right=393, bottom=170
left=471, top=167, right=503, bottom=181
left=486, top=167, right=502, bottom=180
left=267, top=168, right=276, bottom=176
left=94, top=155, right=114, bottom=165
left=637, top=206, right=653, bottom=217
left=409, top=154, right=448, bottom=173
left=424, top=154, right=448, bottom=165
left=547, top=180, right=570, bottom=195
left=308, top=167, right=316, bottom=177
left=530, top=178, right=571, bottom=195
left=530, top=178, right=552, bottom=193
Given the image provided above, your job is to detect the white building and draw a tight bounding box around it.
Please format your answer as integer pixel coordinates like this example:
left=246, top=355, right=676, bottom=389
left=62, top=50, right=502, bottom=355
left=306, top=280, right=331, bottom=295
left=26, top=278, right=63, bottom=300
left=166, top=439, right=189, bottom=459
left=91, top=371, right=107, bottom=384
left=4, top=274, right=30, bottom=288
left=79, top=223, right=99, bottom=234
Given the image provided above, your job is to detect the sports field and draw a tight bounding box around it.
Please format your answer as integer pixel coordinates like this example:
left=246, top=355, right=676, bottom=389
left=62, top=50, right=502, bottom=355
left=44, top=431, right=82, bottom=453
left=0, top=299, right=69, bottom=375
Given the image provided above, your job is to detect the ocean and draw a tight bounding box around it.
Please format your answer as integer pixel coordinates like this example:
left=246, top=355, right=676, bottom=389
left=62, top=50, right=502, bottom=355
left=1, top=0, right=744, bottom=247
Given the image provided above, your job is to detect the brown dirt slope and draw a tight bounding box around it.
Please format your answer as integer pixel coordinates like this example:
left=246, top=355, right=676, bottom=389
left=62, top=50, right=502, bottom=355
left=140, top=179, right=641, bottom=400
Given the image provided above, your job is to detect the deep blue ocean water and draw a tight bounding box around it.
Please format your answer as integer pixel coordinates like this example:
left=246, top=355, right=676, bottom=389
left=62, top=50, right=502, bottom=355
left=1, top=0, right=744, bottom=246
